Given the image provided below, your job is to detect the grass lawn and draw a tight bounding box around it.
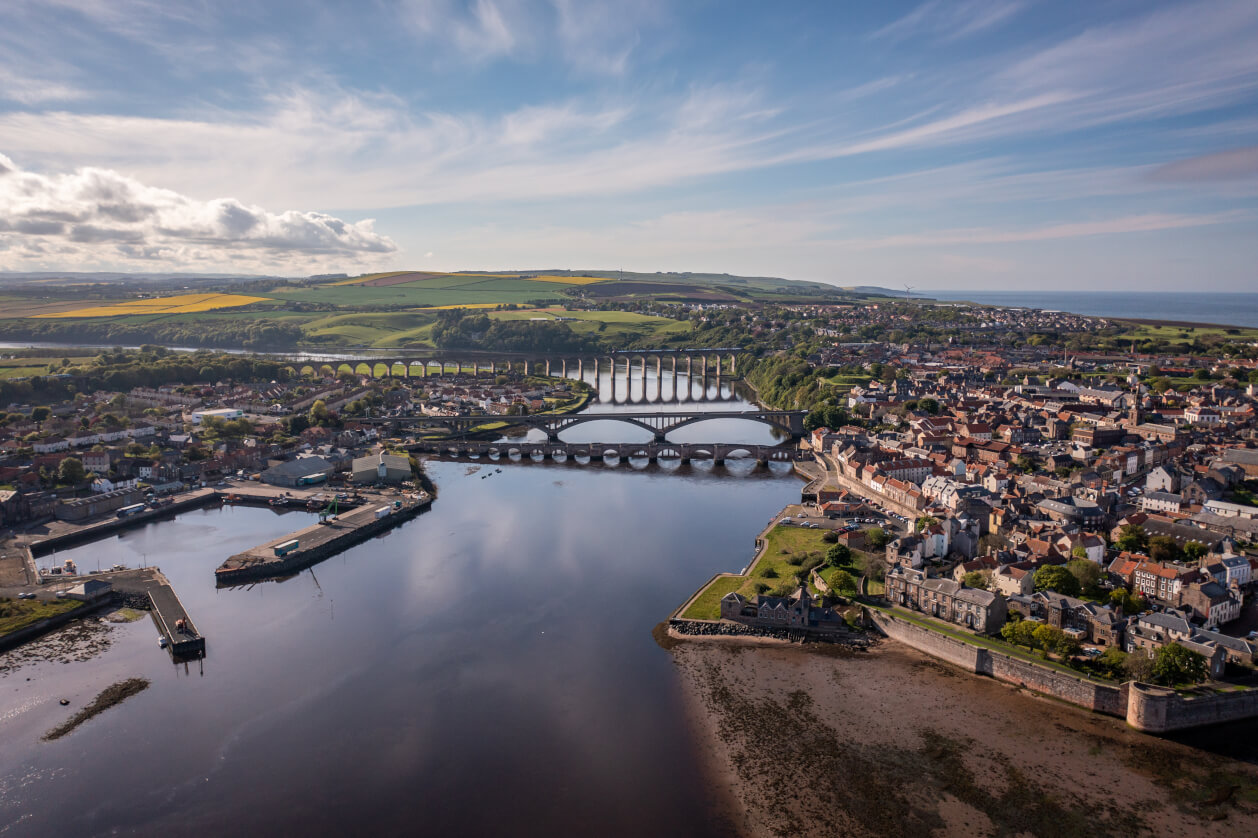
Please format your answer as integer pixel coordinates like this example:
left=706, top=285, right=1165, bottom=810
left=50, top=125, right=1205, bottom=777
left=682, top=524, right=833, bottom=620
left=0, top=598, right=84, bottom=636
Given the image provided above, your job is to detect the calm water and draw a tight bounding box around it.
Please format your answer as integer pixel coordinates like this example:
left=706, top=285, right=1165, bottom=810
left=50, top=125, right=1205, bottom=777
left=938, top=290, right=1258, bottom=328
left=0, top=381, right=797, bottom=837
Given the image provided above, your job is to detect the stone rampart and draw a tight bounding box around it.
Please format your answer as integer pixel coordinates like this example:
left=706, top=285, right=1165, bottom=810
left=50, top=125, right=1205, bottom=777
left=869, top=610, right=1124, bottom=715
left=870, top=609, right=1258, bottom=731
left=1127, top=682, right=1258, bottom=733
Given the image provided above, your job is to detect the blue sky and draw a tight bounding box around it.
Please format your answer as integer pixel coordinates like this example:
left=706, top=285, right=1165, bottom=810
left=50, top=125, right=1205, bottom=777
left=0, top=0, right=1256, bottom=290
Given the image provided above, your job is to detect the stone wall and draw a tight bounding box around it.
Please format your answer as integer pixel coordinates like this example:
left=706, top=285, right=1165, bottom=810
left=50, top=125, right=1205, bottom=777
left=869, top=610, right=1125, bottom=716
left=869, top=610, right=981, bottom=672
left=1127, top=682, right=1258, bottom=733
left=870, top=609, right=1258, bottom=731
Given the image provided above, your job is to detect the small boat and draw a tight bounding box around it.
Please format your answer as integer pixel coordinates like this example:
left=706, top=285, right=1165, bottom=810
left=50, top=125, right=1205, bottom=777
left=158, top=636, right=169, bottom=649
left=495, top=468, right=502, bottom=473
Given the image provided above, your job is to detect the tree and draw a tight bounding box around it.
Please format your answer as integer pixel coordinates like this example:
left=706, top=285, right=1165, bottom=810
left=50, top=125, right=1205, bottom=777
left=58, top=457, right=86, bottom=485
left=1034, top=564, right=1081, bottom=597
left=1109, top=588, right=1147, bottom=615
left=1183, top=541, right=1208, bottom=561
left=1015, top=454, right=1038, bottom=474
left=962, top=571, right=989, bottom=590
left=308, top=399, right=331, bottom=427
left=1148, top=535, right=1182, bottom=564
left=865, top=527, right=890, bottom=551
left=830, top=569, right=856, bottom=595
left=1124, top=653, right=1155, bottom=683
left=1115, top=524, right=1148, bottom=553
left=1097, top=647, right=1129, bottom=679
left=918, top=397, right=940, bottom=415
left=1066, top=558, right=1103, bottom=596
left=1151, top=643, right=1209, bottom=686
left=914, top=515, right=938, bottom=533
left=31, top=405, right=52, bottom=423
left=825, top=543, right=852, bottom=567
left=860, top=551, right=886, bottom=582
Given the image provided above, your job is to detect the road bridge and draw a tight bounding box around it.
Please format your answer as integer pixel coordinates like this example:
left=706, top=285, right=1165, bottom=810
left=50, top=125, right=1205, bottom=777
left=409, top=439, right=808, bottom=466
left=369, top=409, right=807, bottom=440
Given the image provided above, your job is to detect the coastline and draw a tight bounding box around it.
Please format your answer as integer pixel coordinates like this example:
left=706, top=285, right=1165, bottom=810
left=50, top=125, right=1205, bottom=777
left=669, top=637, right=1258, bottom=837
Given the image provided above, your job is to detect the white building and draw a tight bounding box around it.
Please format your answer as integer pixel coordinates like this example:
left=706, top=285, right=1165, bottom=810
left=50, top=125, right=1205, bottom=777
left=191, top=408, right=244, bottom=424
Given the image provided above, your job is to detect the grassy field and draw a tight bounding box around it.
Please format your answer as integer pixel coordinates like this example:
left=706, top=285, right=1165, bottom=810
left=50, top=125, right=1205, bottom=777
left=0, top=355, right=96, bottom=379
left=487, top=307, right=692, bottom=342
left=0, top=598, right=84, bottom=635
left=271, top=275, right=578, bottom=309
left=682, top=524, right=835, bottom=620
left=1118, top=321, right=1258, bottom=341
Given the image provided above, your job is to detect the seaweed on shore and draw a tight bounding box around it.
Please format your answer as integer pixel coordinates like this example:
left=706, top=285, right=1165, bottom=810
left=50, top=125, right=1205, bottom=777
left=43, top=677, right=150, bottom=741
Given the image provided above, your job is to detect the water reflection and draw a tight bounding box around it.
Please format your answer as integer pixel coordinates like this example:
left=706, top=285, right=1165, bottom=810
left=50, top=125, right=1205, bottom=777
left=0, top=462, right=797, bottom=836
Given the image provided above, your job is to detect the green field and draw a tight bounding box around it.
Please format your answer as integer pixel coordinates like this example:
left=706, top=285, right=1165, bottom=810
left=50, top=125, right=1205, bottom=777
left=0, top=598, right=84, bottom=635
left=682, top=525, right=836, bottom=620
left=269, top=275, right=573, bottom=309
left=487, top=308, right=692, bottom=341
left=1118, top=321, right=1258, bottom=341
left=0, top=355, right=96, bottom=379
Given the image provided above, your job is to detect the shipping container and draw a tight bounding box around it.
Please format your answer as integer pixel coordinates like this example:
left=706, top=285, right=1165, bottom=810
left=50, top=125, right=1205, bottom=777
left=116, top=503, right=147, bottom=519
left=273, top=539, right=300, bottom=557
left=374, top=505, right=391, bottom=519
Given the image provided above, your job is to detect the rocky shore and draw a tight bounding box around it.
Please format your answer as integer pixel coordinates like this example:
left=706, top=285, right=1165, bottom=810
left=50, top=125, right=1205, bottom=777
left=671, top=638, right=1258, bottom=838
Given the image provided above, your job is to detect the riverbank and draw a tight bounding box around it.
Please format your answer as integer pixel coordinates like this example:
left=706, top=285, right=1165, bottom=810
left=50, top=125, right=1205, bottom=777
left=671, top=638, right=1258, bottom=838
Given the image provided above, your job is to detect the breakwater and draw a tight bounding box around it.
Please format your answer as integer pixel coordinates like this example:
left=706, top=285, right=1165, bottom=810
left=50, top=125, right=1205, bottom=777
left=868, top=609, right=1258, bottom=733
left=215, top=493, right=431, bottom=585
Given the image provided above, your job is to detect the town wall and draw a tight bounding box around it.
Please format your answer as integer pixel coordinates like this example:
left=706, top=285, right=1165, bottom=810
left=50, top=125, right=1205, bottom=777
left=1127, top=682, right=1258, bottom=733
left=869, top=609, right=1258, bottom=731
left=869, top=610, right=1125, bottom=715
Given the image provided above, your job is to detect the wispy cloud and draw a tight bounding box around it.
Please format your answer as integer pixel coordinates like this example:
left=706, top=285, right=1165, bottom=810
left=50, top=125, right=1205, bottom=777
left=0, top=153, right=396, bottom=272
left=1148, top=146, right=1258, bottom=183
left=839, top=212, right=1247, bottom=250
left=871, top=0, right=1028, bottom=43
left=396, top=0, right=664, bottom=74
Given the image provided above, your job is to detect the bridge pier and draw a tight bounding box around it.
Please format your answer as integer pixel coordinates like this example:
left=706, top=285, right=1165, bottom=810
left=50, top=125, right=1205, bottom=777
left=655, top=356, right=663, bottom=402
left=545, top=359, right=551, bottom=377
left=577, top=358, right=584, bottom=381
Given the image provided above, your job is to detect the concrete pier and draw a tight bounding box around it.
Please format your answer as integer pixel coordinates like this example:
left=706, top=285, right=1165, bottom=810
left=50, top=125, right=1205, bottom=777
left=215, top=492, right=431, bottom=585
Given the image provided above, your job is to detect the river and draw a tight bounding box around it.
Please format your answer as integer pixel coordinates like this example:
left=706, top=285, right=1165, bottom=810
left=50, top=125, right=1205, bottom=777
left=0, top=371, right=798, bottom=836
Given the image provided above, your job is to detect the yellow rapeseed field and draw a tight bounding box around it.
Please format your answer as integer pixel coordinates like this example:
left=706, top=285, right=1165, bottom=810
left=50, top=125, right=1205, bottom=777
left=417, top=303, right=504, bottom=310
left=455, top=273, right=609, bottom=285
left=34, top=293, right=272, bottom=318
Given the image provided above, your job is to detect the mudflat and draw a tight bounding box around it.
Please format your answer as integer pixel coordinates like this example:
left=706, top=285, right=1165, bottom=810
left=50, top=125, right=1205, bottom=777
left=671, top=638, right=1258, bottom=838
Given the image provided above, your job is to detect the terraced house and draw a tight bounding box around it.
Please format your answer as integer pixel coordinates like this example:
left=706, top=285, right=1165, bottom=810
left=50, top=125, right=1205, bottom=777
left=885, top=566, right=1007, bottom=634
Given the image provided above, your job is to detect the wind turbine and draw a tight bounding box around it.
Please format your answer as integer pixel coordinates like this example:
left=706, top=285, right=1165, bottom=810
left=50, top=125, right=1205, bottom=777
left=903, top=284, right=915, bottom=301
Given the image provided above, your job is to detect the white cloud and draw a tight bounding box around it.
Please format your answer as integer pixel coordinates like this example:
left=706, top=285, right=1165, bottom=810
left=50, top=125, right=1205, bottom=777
left=1148, top=146, right=1258, bottom=183
left=836, top=212, right=1248, bottom=250
left=0, top=153, right=397, bottom=272
left=871, top=0, right=1028, bottom=42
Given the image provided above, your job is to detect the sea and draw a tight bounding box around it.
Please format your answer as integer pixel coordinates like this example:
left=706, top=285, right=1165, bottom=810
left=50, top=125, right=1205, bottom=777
left=933, top=291, right=1258, bottom=329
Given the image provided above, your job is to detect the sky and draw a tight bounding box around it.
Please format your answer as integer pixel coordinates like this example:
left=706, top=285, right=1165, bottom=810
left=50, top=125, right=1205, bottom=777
left=0, top=0, right=1256, bottom=291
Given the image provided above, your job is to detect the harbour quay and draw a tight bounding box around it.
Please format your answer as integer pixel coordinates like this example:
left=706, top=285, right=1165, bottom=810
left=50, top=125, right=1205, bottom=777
left=214, top=491, right=430, bottom=585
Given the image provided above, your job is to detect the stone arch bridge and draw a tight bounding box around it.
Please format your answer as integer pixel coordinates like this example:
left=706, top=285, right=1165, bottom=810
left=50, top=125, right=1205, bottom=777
left=409, top=439, right=807, bottom=466
left=369, top=409, right=807, bottom=440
